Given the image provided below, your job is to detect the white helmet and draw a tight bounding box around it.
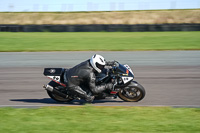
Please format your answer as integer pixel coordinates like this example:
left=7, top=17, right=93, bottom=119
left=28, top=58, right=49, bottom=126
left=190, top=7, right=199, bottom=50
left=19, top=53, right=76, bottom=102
left=90, top=54, right=106, bottom=73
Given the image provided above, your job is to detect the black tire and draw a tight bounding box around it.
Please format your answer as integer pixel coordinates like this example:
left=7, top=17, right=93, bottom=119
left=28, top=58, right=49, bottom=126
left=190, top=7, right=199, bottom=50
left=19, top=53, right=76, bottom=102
left=47, top=81, right=73, bottom=103
left=118, top=81, right=145, bottom=102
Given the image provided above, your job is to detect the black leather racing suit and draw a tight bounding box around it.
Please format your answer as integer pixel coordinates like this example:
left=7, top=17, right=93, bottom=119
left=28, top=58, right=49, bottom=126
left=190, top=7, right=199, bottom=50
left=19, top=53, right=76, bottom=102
left=64, top=59, right=113, bottom=101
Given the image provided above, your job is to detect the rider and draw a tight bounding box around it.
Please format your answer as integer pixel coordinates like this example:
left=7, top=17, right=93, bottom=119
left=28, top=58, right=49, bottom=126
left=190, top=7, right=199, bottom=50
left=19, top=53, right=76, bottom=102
left=64, top=54, right=115, bottom=102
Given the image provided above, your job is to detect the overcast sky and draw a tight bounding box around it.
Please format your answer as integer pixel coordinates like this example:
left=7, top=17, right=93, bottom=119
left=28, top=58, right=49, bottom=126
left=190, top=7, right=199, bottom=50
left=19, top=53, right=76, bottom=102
left=0, top=0, right=199, bottom=12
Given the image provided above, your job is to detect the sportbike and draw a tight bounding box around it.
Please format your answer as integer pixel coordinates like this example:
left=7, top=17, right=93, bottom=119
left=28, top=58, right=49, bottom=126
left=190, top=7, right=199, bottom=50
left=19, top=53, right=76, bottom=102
left=43, top=61, right=145, bottom=103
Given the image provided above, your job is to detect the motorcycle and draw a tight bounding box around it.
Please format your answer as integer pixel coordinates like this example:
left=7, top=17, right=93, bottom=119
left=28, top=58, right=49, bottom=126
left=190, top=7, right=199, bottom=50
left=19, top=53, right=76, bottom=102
left=43, top=61, right=145, bottom=103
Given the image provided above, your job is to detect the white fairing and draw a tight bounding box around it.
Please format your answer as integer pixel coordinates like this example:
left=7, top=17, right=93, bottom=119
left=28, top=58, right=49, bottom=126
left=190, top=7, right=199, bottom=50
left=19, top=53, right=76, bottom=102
left=124, top=64, right=134, bottom=75
left=122, top=77, right=133, bottom=84
left=47, top=76, right=60, bottom=82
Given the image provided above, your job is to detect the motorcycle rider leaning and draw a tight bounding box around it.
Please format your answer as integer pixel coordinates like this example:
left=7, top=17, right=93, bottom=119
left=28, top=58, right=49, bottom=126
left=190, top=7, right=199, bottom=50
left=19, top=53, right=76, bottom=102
left=63, top=54, right=115, bottom=103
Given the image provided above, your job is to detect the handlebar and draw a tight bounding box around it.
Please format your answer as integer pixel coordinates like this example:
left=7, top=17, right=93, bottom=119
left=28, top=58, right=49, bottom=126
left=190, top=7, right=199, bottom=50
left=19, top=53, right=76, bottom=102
left=106, top=60, right=119, bottom=67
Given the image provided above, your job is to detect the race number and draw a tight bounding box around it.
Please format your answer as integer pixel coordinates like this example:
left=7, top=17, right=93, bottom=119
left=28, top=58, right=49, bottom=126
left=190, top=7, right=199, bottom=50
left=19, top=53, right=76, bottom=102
left=124, top=64, right=134, bottom=75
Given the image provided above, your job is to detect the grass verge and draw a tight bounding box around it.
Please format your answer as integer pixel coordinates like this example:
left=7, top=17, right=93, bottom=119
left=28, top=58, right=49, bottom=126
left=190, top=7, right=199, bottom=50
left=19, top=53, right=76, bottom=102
left=0, top=32, right=200, bottom=52
left=0, top=106, right=200, bottom=133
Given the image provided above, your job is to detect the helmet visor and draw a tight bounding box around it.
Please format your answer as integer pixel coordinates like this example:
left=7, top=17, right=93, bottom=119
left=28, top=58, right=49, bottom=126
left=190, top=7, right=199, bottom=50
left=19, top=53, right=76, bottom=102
left=96, top=62, right=105, bottom=71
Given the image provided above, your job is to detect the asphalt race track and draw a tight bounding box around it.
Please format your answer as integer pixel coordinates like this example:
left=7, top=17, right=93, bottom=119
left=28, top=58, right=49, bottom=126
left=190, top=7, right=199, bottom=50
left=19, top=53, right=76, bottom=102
left=0, top=51, right=200, bottom=107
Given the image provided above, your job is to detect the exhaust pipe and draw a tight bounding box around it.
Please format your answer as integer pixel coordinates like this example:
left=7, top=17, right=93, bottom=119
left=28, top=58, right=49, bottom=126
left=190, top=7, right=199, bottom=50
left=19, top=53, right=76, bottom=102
left=43, top=85, right=68, bottom=98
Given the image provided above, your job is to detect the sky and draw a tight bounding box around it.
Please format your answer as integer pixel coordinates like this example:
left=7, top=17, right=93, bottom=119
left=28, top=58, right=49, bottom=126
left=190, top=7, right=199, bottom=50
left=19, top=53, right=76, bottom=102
left=0, top=0, right=199, bottom=12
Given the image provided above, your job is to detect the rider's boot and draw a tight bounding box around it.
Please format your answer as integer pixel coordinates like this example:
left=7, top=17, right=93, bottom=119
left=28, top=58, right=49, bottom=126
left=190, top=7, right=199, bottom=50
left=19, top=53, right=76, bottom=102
left=72, top=86, right=95, bottom=103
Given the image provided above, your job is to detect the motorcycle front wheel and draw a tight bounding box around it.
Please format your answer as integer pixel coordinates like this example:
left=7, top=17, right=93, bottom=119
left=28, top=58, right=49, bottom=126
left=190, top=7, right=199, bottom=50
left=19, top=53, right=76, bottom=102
left=47, top=81, right=73, bottom=103
left=118, top=81, right=145, bottom=102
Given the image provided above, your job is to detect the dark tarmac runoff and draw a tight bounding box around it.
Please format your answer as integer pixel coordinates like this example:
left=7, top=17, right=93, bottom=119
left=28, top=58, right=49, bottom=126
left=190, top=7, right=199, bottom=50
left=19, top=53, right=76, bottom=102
left=0, top=51, right=200, bottom=107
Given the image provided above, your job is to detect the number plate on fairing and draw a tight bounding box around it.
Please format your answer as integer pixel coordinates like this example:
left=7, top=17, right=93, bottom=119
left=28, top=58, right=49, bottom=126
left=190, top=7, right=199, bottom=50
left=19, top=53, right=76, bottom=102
left=123, top=64, right=134, bottom=75
left=122, top=77, right=133, bottom=84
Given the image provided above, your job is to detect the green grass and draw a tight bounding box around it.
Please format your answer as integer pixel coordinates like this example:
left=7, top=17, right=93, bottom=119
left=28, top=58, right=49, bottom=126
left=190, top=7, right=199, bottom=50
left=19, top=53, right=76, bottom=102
left=0, top=32, right=200, bottom=52
left=0, top=106, right=199, bottom=133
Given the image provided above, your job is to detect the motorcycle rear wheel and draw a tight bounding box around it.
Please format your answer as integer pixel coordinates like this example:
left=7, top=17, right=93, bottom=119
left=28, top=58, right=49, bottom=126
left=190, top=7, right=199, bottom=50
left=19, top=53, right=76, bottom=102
left=118, top=82, right=145, bottom=102
left=47, top=81, right=73, bottom=103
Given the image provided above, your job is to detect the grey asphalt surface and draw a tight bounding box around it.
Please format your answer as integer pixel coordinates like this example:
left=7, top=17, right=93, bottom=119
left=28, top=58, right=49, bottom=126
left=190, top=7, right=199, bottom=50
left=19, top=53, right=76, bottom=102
left=0, top=51, right=200, bottom=107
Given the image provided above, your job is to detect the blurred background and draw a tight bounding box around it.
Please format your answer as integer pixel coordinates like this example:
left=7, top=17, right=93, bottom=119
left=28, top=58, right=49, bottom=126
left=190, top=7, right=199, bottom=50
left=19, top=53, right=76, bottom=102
left=0, top=0, right=199, bottom=32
